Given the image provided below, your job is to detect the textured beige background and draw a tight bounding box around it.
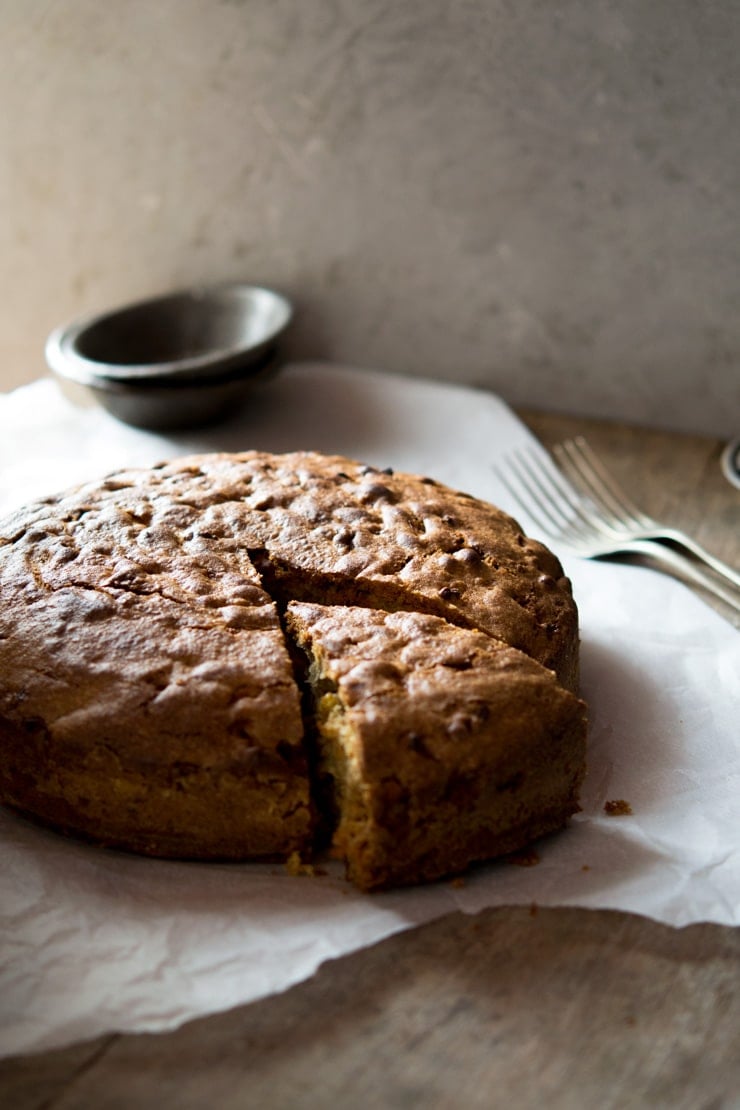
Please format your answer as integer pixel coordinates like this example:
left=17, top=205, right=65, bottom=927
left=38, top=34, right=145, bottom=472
left=1, top=0, right=739, bottom=435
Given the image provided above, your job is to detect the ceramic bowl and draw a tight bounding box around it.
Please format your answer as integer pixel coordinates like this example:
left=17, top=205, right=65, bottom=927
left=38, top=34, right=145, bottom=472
left=45, top=283, right=293, bottom=430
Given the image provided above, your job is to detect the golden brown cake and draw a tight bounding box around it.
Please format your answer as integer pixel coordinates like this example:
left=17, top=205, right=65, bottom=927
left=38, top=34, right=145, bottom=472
left=0, top=449, right=585, bottom=887
left=286, top=603, right=586, bottom=891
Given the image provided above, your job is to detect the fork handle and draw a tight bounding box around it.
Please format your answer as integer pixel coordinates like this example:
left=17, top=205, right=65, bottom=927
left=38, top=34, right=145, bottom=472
left=622, top=539, right=740, bottom=613
left=658, top=529, right=740, bottom=592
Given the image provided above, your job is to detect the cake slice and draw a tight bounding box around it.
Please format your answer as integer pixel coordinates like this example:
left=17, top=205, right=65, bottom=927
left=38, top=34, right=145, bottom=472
left=286, top=602, right=587, bottom=890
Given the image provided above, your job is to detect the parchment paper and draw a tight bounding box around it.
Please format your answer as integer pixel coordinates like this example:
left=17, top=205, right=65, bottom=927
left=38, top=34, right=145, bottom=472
left=1, top=363, right=738, bottom=1058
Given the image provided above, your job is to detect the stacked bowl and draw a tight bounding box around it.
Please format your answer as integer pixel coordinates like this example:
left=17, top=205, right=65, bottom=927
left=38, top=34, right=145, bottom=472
left=45, top=284, right=293, bottom=431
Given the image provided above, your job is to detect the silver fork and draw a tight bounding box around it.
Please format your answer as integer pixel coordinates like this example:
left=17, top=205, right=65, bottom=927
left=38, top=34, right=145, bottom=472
left=495, top=438, right=740, bottom=613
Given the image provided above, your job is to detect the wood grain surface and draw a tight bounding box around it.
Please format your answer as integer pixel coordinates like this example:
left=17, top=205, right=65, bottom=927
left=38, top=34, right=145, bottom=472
left=2, top=412, right=738, bottom=1109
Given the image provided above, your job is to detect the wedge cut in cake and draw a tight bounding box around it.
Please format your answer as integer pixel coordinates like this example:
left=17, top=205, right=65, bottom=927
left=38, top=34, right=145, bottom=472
left=286, top=602, right=587, bottom=891
left=132, top=450, right=581, bottom=691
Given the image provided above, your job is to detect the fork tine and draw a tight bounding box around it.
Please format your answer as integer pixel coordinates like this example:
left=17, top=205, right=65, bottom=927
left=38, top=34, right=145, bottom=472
left=495, top=446, right=595, bottom=545
left=555, top=437, right=651, bottom=530
left=495, top=450, right=559, bottom=535
left=494, top=439, right=740, bottom=611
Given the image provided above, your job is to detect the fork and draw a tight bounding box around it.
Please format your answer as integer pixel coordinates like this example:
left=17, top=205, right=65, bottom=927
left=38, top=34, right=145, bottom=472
left=495, top=438, right=740, bottom=613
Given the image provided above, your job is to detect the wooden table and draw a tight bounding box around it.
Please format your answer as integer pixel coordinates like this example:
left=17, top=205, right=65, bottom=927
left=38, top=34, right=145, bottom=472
left=2, top=412, right=738, bottom=1109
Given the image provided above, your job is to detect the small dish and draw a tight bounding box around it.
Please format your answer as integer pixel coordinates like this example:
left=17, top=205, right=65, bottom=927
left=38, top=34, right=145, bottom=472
left=721, top=437, right=740, bottom=490
left=45, top=283, right=293, bottom=430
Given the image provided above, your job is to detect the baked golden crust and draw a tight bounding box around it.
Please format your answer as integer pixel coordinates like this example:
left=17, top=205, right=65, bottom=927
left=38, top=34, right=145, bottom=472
left=0, top=450, right=584, bottom=884
left=286, top=603, right=587, bottom=890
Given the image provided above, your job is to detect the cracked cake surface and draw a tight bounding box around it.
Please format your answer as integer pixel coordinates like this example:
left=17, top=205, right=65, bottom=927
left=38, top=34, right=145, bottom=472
left=0, top=449, right=585, bottom=887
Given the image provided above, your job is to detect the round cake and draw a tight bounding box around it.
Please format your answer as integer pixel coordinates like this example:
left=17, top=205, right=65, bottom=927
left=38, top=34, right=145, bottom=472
left=0, top=450, right=586, bottom=889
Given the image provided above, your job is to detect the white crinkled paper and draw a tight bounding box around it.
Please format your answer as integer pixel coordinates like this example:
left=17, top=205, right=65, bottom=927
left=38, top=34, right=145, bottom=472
left=1, top=363, right=738, bottom=1058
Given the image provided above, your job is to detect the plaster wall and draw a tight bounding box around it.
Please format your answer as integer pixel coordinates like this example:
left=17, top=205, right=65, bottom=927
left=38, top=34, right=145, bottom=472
left=1, top=0, right=739, bottom=435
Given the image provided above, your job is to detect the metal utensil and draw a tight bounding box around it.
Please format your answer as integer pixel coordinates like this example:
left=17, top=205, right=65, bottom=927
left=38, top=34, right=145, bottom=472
left=554, top=437, right=740, bottom=590
left=495, top=439, right=740, bottom=613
